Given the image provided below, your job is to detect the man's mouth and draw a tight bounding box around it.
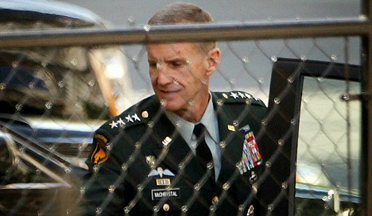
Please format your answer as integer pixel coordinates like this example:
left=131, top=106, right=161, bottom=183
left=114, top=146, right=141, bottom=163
left=159, top=89, right=180, bottom=94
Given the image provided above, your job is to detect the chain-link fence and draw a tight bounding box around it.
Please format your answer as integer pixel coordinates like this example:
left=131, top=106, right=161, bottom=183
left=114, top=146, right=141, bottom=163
left=0, top=1, right=370, bottom=216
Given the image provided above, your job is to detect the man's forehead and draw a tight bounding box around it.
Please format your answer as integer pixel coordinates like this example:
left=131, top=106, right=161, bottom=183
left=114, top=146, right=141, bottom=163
left=146, top=42, right=199, bottom=58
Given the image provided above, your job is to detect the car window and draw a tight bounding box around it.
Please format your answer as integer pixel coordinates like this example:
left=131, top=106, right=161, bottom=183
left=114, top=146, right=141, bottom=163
left=296, top=77, right=361, bottom=215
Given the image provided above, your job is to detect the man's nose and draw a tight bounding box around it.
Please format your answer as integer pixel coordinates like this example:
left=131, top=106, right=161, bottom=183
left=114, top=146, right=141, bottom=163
left=156, top=65, right=173, bottom=85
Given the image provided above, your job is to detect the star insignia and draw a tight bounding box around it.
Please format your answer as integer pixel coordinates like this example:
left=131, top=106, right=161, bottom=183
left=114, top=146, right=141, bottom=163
left=109, top=120, right=118, bottom=129
left=132, top=113, right=141, bottom=122
left=230, top=92, right=239, bottom=99
left=117, top=118, right=126, bottom=127
left=238, top=92, right=246, bottom=98
left=245, top=93, right=252, bottom=99
left=125, top=115, right=133, bottom=122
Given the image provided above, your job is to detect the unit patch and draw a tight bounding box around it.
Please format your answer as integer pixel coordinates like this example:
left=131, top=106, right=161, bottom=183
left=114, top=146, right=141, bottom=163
left=151, top=188, right=180, bottom=200
left=91, top=134, right=109, bottom=164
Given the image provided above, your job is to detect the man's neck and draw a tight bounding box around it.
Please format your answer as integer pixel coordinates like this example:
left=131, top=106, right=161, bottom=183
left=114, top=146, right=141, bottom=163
left=174, top=92, right=210, bottom=123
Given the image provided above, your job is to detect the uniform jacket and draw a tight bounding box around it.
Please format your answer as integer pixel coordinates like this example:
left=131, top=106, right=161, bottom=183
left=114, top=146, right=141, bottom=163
left=80, top=91, right=268, bottom=216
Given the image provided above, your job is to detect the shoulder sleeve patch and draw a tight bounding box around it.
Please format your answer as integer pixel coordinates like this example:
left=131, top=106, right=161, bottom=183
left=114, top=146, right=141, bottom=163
left=90, top=133, right=109, bottom=164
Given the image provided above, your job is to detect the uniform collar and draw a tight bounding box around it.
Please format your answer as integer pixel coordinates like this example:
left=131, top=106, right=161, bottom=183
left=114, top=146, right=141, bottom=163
left=165, top=93, right=218, bottom=145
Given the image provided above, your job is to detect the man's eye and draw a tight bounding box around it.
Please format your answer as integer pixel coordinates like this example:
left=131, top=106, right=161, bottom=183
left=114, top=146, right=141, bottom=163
left=148, top=62, right=157, bottom=68
left=170, top=61, right=183, bottom=68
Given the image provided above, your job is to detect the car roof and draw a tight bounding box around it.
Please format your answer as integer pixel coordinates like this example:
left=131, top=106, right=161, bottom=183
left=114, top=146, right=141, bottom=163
left=0, top=0, right=105, bottom=27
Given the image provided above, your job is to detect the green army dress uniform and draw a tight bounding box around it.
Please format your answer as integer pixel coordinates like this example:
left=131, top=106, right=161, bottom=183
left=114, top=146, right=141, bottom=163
left=81, top=91, right=267, bottom=216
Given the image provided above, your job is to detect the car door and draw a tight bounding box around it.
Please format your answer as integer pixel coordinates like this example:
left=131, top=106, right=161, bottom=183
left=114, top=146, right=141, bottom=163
left=264, top=58, right=362, bottom=216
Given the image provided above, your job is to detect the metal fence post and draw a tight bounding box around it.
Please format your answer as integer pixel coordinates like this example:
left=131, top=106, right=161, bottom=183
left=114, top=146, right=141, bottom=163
left=361, top=0, right=372, bottom=215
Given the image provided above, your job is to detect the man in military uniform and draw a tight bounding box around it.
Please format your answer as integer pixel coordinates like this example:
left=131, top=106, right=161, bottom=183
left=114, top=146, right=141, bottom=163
left=80, top=3, right=267, bottom=216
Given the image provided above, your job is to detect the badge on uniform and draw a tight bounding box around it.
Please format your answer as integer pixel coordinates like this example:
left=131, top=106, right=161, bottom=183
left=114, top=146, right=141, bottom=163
left=148, top=167, right=175, bottom=186
left=238, top=129, right=262, bottom=174
left=147, top=167, right=180, bottom=200
left=90, top=134, right=109, bottom=164
left=151, top=188, right=180, bottom=200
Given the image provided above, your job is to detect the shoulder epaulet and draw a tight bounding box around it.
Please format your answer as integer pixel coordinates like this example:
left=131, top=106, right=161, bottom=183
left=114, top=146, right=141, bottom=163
left=89, top=96, right=159, bottom=165
left=100, top=95, right=159, bottom=132
left=213, top=91, right=265, bottom=106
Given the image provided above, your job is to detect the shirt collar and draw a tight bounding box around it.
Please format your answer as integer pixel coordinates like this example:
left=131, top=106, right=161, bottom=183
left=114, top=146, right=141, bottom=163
left=199, top=95, right=218, bottom=143
left=165, top=93, right=218, bottom=144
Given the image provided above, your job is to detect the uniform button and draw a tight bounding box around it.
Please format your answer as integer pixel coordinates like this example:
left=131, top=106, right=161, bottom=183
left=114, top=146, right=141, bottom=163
left=163, top=203, right=170, bottom=211
left=142, top=111, right=149, bottom=118
left=252, top=183, right=258, bottom=194
left=212, top=196, right=219, bottom=204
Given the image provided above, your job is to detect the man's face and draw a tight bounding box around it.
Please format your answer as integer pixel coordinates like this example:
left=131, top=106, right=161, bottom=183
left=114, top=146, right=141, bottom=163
left=146, top=43, right=217, bottom=114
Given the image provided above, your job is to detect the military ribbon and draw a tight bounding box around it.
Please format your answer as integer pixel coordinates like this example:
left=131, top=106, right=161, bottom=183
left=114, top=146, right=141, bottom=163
left=238, top=131, right=262, bottom=174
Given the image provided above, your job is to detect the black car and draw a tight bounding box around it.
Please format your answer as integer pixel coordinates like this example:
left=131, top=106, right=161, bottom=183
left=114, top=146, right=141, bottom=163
left=0, top=0, right=128, bottom=215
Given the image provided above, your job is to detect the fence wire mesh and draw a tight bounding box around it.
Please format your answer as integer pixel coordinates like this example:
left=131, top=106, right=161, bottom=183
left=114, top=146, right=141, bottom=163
left=0, top=13, right=365, bottom=216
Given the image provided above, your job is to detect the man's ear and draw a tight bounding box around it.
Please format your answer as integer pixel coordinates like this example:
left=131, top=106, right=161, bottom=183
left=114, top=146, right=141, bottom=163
left=205, top=48, right=221, bottom=76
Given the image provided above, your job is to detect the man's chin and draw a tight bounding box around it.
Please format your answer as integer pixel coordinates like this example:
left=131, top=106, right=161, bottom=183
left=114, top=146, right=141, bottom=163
left=162, top=103, right=180, bottom=112
left=159, top=99, right=184, bottom=112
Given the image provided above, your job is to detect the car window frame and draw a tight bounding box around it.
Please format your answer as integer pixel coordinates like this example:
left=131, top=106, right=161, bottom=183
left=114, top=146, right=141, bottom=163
left=266, top=57, right=361, bottom=216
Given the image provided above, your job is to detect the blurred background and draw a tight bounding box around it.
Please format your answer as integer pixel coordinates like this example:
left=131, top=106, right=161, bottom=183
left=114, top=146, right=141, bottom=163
left=58, top=0, right=362, bottom=107
left=59, top=0, right=361, bottom=26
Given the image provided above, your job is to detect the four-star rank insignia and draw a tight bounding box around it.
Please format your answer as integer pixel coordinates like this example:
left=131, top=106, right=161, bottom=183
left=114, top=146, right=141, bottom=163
left=109, top=113, right=142, bottom=129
